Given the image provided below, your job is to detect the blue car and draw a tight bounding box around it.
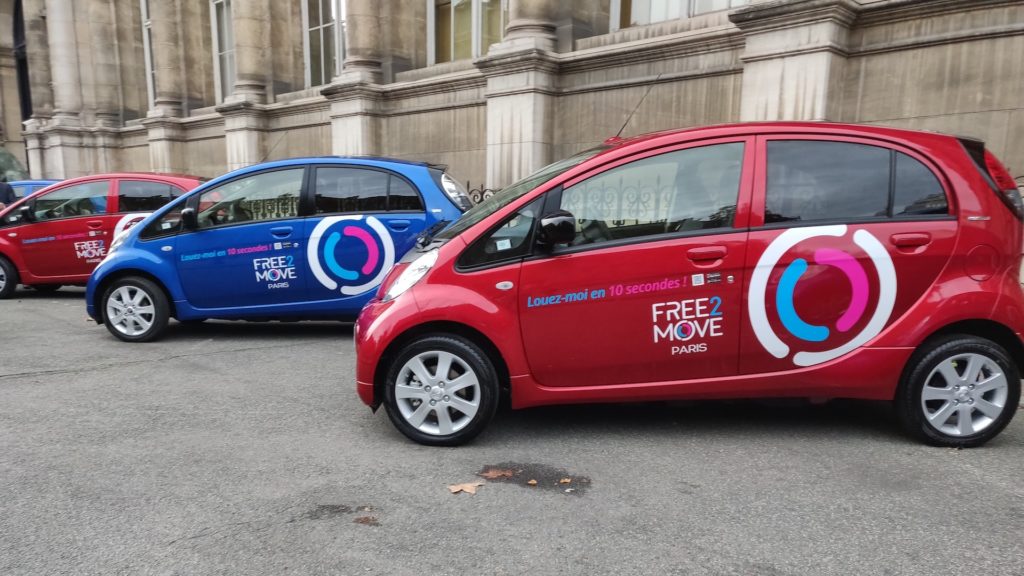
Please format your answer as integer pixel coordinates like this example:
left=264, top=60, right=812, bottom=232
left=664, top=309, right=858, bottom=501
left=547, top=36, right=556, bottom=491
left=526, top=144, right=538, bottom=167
left=86, top=157, right=471, bottom=342
left=10, top=179, right=60, bottom=198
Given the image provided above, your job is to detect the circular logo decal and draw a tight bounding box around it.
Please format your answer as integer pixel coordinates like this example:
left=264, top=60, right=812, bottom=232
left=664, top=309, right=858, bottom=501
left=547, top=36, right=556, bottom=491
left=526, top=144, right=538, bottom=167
left=308, top=215, right=395, bottom=296
left=748, top=225, right=896, bottom=367
left=114, top=212, right=152, bottom=239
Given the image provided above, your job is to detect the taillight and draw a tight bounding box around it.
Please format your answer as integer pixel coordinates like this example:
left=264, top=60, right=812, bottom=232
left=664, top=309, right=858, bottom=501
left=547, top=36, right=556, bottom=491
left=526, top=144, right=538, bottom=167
left=960, top=138, right=1023, bottom=221
left=983, top=150, right=1024, bottom=220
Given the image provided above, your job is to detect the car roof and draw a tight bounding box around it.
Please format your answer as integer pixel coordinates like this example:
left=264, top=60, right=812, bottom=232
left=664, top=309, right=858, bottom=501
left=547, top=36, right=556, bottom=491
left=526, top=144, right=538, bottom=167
left=600, top=121, right=958, bottom=154
left=194, top=156, right=440, bottom=191
left=9, top=179, right=60, bottom=186
left=50, top=172, right=205, bottom=187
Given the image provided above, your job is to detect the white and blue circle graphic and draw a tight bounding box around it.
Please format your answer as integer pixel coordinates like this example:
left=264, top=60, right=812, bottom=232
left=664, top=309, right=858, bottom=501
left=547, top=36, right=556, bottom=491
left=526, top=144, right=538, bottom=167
left=307, top=215, right=395, bottom=296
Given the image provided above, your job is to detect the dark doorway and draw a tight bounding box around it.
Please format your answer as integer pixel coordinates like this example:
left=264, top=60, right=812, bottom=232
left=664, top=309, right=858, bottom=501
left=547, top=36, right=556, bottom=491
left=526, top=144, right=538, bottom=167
left=13, top=0, right=32, bottom=121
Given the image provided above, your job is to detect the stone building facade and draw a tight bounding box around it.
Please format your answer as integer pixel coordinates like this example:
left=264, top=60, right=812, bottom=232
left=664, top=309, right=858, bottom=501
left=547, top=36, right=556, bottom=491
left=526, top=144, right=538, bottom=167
left=0, top=0, right=1021, bottom=191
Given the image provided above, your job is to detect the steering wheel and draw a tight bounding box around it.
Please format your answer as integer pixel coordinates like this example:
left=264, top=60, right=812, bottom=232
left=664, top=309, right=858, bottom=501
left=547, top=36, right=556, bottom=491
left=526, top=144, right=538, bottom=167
left=575, top=219, right=611, bottom=245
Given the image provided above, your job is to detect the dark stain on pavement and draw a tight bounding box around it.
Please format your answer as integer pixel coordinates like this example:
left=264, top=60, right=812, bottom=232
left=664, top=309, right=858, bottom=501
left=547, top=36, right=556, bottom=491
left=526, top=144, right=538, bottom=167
left=478, top=462, right=591, bottom=496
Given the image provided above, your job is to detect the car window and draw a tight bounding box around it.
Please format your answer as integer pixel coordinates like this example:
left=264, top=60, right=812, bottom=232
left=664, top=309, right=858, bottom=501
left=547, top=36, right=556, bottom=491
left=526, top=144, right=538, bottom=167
left=766, top=141, right=890, bottom=223
left=195, top=168, right=303, bottom=229
left=31, top=181, right=110, bottom=222
left=560, top=142, right=743, bottom=246
left=140, top=204, right=184, bottom=240
left=893, top=152, right=948, bottom=215
left=314, top=167, right=389, bottom=213
left=119, top=180, right=180, bottom=212
left=12, top=185, right=29, bottom=197
left=388, top=175, right=425, bottom=211
left=459, top=198, right=544, bottom=268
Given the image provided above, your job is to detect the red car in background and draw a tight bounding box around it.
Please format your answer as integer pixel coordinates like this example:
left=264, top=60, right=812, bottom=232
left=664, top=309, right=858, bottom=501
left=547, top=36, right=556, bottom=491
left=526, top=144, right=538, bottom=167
left=0, top=173, right=202, bottom=297
left=356, top=122, right=1024, bottom=448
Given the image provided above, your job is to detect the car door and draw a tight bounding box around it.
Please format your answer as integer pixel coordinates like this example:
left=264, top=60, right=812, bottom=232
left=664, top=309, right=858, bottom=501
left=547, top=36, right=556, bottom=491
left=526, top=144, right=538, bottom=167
left=303, top=165, right=427, bottom=307
left=112, top=178, right=186, bottom=239
left=18, top=179, right=117, bottom=279
left=740, top=136, right=957, bottom=374
left=517, top=138, right=754, bottom=388
left=175, top=166, right=308, bottom=310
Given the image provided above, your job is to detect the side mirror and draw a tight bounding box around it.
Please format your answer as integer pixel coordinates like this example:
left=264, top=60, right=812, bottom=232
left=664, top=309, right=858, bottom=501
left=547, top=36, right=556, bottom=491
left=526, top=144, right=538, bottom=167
left=538, top=210, right=576, bottom=247
left=180, top=207, right=198, bottom=230
left=19, top=205, right=35, bottom=223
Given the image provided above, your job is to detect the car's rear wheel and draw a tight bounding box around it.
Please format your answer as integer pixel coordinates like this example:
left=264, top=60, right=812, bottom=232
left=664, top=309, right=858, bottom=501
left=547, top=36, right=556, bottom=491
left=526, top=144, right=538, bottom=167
left=102, top=277, right=170, bottom=343
left=383, top=334, right=499, bottom=446
left=0, top=256, right=18, bottom=299
left=897, top=335, right=1020, bottom=447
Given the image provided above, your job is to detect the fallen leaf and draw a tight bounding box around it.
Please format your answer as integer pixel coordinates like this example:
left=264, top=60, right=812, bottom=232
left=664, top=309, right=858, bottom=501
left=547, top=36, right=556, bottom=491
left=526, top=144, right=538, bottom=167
left=527, top=479, right=538, bottom=486
left=448, top=481, right=485, bottom=495
left=353, top=516, right=379, bottom=526
left=478, top=468, right=515, bottom=479
left=559, top=478, right=572, bottom=484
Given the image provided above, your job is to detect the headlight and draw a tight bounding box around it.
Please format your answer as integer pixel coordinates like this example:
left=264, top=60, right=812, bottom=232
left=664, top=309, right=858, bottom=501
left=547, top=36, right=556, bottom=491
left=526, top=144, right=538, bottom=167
left=102, top=233, right=128, bottom=262
left=384, top=249, right=438, bottom=301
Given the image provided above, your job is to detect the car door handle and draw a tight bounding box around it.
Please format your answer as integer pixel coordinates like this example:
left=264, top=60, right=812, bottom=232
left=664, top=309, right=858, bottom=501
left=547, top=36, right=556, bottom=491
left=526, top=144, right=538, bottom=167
left=687, top=246, right=727, bottom=262
left=387, top=219, right=411, bottom=232
left=86, top=220, right=103, bottom=229
left=890, top=233, right=931, bottom=248
left=270, top=226, right=292, bottom=238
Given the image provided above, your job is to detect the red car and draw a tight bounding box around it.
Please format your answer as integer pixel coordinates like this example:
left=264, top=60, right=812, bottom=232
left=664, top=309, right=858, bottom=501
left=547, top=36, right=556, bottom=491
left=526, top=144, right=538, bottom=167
left=0, top=173, right=202, bottom=297
left=356, top=122, right=1024, bottom=447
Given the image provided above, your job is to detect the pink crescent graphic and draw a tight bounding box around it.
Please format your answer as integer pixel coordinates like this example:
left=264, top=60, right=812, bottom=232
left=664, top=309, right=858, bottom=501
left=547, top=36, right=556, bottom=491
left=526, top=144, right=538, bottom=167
left=343, top=226, right=380, bottom=275
left=813, top=248, right=868, bottom=333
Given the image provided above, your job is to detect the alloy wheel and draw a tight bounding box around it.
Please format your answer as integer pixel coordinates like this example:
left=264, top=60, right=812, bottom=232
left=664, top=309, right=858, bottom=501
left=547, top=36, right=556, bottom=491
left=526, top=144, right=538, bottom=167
left=921, top=352, right=1010, bottom=437
left=394, top=350, right=481, bottom=436
left=106, top=285, right=156, bottom=337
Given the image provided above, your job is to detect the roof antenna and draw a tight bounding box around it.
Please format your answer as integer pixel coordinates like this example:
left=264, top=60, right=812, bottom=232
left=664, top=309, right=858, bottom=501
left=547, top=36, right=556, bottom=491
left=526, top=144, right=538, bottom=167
left=615, top=73, right=662, bottom=139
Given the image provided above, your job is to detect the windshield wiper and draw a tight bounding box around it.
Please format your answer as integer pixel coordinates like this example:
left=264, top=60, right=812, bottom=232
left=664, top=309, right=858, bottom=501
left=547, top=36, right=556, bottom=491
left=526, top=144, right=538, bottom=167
left=416, top=219, right=451, bottom=248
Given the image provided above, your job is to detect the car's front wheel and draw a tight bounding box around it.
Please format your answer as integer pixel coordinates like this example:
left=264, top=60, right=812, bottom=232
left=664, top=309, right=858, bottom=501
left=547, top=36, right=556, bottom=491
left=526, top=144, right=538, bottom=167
left=383, top=334, right=500, bottom=446
left=102, top=277, right=170, bottom=343
left=897, top=335, right=1020, bottom=447
left=0, top=256, right=18, bottom=299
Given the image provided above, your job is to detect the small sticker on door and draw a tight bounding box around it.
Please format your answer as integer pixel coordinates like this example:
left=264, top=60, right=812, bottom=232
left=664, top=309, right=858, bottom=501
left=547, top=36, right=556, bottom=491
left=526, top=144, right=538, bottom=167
left=691, top=273, right=705, bottom=287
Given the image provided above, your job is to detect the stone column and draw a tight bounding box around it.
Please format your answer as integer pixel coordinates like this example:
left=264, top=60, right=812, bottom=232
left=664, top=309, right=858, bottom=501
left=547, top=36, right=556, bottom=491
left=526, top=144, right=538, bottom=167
left=730, top=0, right=858, bottom=122
left=230, top=0, right=270, bottom=103
left=323, top=82, right=382, bottom=156
left=219, top=101, right=266, bottom=171
left=22, top=0, right=53, bottom=120
left=149, top=0, right=184, bottom=116
left=477, top=0, right=560, bottom=188
left=87, top=0, right=120, bottom=128
left=341, top=0, right=383, bottom=83
left=502, top=0, right=558, bottom=52
left=43, top=0, right=82, bottom=126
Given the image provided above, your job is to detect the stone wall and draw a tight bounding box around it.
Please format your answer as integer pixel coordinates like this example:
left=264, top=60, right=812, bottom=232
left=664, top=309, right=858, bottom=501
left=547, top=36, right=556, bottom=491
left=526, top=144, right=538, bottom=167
left=1, top=0, right=1021, bottom=188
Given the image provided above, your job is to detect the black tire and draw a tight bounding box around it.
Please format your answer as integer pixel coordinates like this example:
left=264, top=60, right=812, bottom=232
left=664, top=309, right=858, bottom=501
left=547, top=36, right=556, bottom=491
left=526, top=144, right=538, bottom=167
left=383, top=334, right=500, bottom=446
left=101, top=276, right=170, bottom=343
left=31, top=284, right=62, bottom=293
left=0, top=256, right=18, bottom=299
left=896, top=334, right=1020, bottom=447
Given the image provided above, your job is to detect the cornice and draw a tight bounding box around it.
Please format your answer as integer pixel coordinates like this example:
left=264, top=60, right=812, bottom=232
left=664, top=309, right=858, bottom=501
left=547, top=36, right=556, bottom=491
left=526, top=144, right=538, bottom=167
left=730, top=0, right=861, bottom=31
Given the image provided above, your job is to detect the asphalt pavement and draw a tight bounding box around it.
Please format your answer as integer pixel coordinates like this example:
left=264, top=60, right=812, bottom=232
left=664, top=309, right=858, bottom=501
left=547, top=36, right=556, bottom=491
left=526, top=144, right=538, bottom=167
left=2, top=287, right=1023, bottom=575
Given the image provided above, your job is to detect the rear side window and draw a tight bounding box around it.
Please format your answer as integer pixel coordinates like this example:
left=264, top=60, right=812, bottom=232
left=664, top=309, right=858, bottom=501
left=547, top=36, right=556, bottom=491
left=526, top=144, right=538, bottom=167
left=12, top=185, right=29, bottom=197
left=766, top=141, right=889, bottom=223
left=893, top=153, right=948, bottom=215
left=314, top=167, right=423, bottom=213
left=118, top=180, right=180, bottom=212
left=765, top=140, right=948, bottom=224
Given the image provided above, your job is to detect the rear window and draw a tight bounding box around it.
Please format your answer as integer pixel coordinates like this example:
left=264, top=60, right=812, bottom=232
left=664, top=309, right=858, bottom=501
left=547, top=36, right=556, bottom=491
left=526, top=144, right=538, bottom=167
left=765, top=140, right=948, bottom=224
left=118, top=180, right=181, bottom=212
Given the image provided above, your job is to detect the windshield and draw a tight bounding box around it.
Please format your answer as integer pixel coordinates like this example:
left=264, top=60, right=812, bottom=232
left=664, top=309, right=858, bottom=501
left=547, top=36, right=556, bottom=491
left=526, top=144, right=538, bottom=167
left=435, top=146, right=608, bottom=240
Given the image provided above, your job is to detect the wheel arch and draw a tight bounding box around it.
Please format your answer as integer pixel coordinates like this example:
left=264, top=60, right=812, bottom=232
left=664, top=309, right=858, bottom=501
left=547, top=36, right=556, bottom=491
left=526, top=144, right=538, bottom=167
left=910, top=319, right=1024, bottom=376
left=93, top=269, right=177, bottom=322
left=373, top=320, right=511, bottom=408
